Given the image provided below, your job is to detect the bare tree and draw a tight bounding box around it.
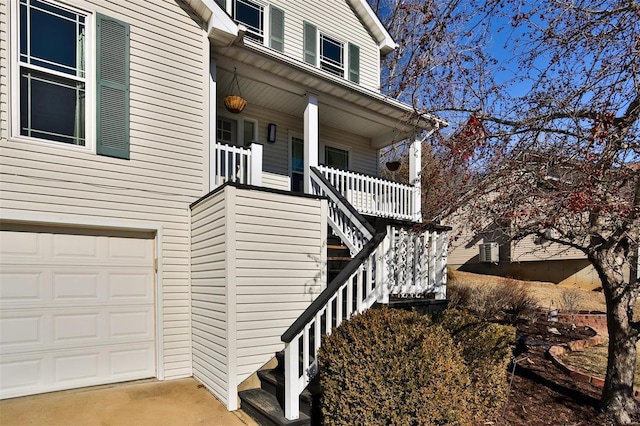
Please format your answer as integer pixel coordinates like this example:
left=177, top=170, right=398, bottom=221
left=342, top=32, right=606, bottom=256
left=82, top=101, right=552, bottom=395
left=372, top=0, right=640, bottom=423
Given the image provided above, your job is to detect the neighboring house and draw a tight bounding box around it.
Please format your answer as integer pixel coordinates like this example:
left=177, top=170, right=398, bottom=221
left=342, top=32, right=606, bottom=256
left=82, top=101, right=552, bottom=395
left=446, top=219, right=601, bottom=290
left=0, top=0, right=448, bottom=422
left=443, top=152, right=601, bottom=290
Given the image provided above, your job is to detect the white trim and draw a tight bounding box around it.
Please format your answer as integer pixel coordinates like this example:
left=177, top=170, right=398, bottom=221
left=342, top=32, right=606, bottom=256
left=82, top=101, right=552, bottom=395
left=303, top=92, right=319, bottom=194
left=209, top=56, right=217, bottom=191
left=9, top=0, right=96, bottom=153
left=200, top=0, right=238, bottom=46
left=345, top=0, right=396, bottom=54
left=225, top=186, right=239, bottom=410
left=0, top=210, right=166, bottom=381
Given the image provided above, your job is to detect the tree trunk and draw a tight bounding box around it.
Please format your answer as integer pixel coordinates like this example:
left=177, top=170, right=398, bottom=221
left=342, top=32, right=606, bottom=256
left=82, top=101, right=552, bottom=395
left=596, top=254, right=640, bottom=424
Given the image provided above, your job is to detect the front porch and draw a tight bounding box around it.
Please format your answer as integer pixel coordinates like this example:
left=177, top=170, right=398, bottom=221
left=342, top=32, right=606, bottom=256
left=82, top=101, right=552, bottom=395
left=208, top=46, right=437, bottom=224
left=211, top=140, right=423, bottom=222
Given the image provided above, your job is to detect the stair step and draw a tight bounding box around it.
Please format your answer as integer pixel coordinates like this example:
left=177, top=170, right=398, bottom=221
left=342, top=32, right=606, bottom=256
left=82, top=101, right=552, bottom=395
left=327, top=256, right=352, bottom=261
left=327, top=244, right=348, bottom=250
left=239, top=388, right=310, bottom=426
left=257, top=369, right=315, bottom=405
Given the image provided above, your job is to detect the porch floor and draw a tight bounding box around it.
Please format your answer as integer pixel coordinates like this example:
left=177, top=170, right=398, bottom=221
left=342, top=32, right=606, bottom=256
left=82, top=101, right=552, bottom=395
left=0, top=378, right=257, bottom=426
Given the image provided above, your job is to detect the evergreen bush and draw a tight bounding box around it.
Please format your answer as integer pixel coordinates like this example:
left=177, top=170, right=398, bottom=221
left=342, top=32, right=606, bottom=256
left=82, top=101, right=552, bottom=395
left=318, top=307, right=515, bottom=425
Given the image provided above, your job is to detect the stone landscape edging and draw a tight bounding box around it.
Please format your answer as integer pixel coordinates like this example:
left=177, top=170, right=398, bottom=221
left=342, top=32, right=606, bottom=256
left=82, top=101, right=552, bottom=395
left=546, top=327, right=640, bottom=401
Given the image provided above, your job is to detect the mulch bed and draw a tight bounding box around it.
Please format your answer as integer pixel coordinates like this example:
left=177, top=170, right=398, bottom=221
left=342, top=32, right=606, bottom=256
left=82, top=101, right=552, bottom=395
left=501, top=320, right=619, bottom=425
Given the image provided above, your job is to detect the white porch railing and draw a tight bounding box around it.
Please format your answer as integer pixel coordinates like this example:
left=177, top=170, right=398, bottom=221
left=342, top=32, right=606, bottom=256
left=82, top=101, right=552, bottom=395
left=310, top=167, right=374, bottom=255
left=212, top=142, right=262, bottom=187
left=317, top=165, right=420, bottom=222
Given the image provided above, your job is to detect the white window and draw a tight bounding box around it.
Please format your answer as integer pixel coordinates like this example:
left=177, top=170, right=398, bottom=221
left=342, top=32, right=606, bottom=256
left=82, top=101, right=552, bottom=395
left=11, top=0, right=131, bottom=159
left=217, top=117, right=238, bottom=144
left=320, top=33, right=344, bottom=78
left=217, top=116, right=257, bottom=146
left=16, top=0, right=89, bottom=146
left=233, top=0, right=264, bottom=43
left=324, top=145, right=349, bottom=170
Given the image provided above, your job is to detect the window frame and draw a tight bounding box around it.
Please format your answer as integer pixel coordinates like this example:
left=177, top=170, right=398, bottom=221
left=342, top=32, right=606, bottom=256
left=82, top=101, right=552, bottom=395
left=232, top=0, right=265, bottom=44
left=217, top=114, right=258, bottom=146
left=9, top=0, right=96, bottom=152
left=322, top=142, right=351, bottom=171
left=319, top=32, right=345, bottom=78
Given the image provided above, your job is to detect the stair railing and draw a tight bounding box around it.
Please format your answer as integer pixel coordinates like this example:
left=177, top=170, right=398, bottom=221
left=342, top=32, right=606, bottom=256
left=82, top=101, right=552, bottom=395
left=310, top=167, right=374, bottom=255
left=280, top=224, right=388, bottom=420
left=386, top=225, right=449, bottom=299
left=317, top=164, right=417, bottom=221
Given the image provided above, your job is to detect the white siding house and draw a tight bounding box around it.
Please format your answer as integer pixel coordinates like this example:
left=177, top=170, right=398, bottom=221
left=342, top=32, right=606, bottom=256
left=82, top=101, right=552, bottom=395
left=1, top=0, right=208, bottom=398
left=1, top=0, right=449, bottom=421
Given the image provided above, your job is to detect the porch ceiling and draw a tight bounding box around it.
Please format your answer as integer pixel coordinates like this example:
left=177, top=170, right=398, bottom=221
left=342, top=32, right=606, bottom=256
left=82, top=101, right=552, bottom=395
left=214, top=44, right=445, bottom=149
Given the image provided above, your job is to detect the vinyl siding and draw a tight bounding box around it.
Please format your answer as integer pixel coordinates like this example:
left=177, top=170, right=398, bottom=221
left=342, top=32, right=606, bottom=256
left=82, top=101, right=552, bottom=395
left=190, top=189, right=229, bottom=407
left=189, top=185, right=326, bottom=403
left=233, top=189, right=326, bottom=382
left=511, top=235, right=586, bottom=262
left=270, top=0, right=380, bottom=90
left=0, top=0, right=208, bottom=380
left=226, top=103, right=378, bottom=177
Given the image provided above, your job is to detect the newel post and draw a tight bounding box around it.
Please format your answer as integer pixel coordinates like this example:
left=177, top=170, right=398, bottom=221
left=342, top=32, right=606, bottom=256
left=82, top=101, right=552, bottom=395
left=409, top=139, right=422, bottom=222
left=249, top=143, right=263, bottom=186
left=284, top=339, right=300, bottom=420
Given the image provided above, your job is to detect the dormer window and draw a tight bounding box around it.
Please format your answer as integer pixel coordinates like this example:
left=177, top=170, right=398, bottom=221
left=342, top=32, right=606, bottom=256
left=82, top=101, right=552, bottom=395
left=233, top=0, right=264, bottom=43
left=320, top=34, right=344, bottom=78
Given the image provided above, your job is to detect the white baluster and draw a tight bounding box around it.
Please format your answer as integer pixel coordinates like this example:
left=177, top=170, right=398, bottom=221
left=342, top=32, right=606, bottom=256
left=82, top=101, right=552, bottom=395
left=303, top=326, right=310, bottom=381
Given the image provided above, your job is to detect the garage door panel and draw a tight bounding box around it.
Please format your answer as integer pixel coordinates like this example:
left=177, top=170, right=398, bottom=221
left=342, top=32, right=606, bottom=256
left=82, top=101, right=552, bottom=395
left=108, top=237, right=155, bottom=261
left=2, top=306, right=154, bottom=353
left=0, top=232, right=41, bottom=259
left=0, top=229, right=156, bottom=399
left=0, top=357, right=42, bottom=391
left=0, top=271, right=43, bottom=301
left=110, top=309, right=154, bottom=339
left=0, top=315, right=42, bottom=346
left=54, top=273, right=100, bottom=300
left=53, top=234, right=99, bottom=259
left=109, top=272, right=154, bottom=300
left=0, top=342, right=156, bottom=399
left=1, top=267, right=153, bottom=307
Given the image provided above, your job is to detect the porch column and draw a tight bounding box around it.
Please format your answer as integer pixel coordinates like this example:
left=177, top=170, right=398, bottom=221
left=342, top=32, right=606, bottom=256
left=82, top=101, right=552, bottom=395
left=409, top=139, right=422, bottom=222
left=209, top=55, right=218, bottom=191
left=304, top=93, right=319, bottom=194
left=249, top=143, right=263, bottom=186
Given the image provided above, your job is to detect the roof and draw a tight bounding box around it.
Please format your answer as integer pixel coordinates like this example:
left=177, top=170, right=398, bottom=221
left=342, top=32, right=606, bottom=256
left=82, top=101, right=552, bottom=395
left=185, top=0, right=396, bottom=53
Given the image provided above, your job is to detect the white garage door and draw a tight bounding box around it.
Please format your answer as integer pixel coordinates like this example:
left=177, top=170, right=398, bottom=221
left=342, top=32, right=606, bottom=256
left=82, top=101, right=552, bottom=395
left=0, top=228, right=156, bottom=399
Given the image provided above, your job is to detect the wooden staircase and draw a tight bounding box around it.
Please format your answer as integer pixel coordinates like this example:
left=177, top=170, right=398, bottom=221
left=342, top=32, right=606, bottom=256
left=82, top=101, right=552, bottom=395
left=239, top=351, right=320, bottom=425
left=326, top=233, right=352, bottom=282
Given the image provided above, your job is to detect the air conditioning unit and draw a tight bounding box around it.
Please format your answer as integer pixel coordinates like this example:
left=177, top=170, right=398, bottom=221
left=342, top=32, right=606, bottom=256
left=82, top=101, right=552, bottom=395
left=479, top=242, right=499, bottom=263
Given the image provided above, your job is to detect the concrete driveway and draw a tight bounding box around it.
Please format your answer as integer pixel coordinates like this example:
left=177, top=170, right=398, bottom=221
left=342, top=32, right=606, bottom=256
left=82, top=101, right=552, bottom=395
left=0, top=378, right=258, bottom=426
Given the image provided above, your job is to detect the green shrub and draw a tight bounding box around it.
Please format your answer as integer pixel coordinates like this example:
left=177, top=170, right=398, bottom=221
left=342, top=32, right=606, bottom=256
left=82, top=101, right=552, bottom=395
left=318, top=307, right=515, bottom=425
left=436, top=310, right=516, bottom=419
